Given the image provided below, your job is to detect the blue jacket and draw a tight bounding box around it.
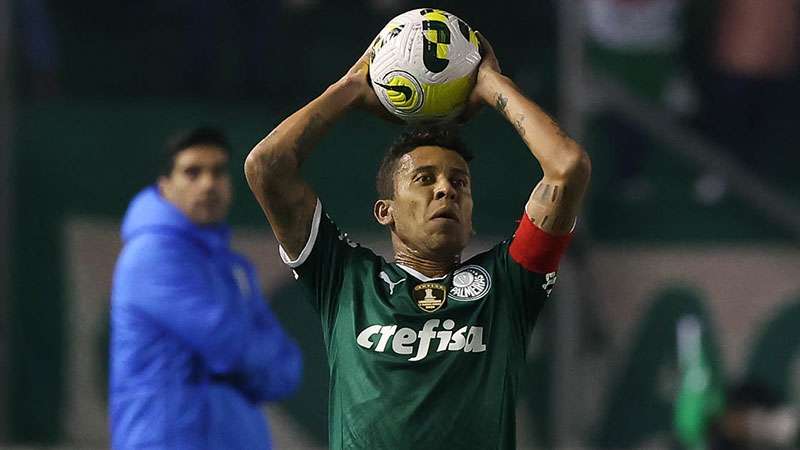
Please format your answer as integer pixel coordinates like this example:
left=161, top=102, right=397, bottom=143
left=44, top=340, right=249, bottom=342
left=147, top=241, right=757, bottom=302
left=110, top=186, right=302, bottom=450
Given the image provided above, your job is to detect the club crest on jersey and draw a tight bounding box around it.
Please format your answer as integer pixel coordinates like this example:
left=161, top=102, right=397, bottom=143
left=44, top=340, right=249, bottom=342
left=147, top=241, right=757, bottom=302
left=413, top=283, right=447, bottom=312
left=448, top=265, right=491, bottom=302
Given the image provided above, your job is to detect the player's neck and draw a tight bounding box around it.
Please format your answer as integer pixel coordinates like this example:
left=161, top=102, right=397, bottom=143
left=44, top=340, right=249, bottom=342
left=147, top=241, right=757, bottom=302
left=393, top=251, right=460, bottom=278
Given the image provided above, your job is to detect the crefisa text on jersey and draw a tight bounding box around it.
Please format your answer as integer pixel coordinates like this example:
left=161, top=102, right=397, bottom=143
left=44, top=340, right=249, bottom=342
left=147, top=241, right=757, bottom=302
left=356, top=318, right=486, bottom=361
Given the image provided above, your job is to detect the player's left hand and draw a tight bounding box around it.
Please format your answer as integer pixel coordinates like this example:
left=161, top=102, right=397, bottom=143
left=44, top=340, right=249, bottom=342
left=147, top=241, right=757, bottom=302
left=459, top=31, right=502, bottom=123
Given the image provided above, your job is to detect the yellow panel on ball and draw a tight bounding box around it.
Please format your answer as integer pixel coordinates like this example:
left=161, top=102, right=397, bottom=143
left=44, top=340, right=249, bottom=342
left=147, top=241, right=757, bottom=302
left=419, top=75, right=474, bottom=119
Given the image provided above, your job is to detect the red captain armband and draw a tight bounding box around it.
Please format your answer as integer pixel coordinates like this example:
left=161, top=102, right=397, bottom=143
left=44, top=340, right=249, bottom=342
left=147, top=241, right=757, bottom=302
left=509, top=212, right=573, bottom=273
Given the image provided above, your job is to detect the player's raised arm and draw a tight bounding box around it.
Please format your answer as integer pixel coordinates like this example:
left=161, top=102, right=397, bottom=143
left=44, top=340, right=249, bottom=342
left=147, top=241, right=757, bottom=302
left=470, top=34, right=591, bottom=235
left=245, top=46, right=387, bottom=258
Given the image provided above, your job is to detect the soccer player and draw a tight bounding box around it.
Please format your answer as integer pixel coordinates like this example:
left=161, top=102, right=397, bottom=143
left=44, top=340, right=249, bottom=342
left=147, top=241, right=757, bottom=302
left=111, top=127, right=302, bottom=449
left=245, top=34, right=590, bottom=449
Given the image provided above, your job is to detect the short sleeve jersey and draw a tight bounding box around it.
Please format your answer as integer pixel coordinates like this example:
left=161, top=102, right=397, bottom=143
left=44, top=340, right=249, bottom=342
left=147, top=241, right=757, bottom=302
left=280, top=200, right=565, bottom=450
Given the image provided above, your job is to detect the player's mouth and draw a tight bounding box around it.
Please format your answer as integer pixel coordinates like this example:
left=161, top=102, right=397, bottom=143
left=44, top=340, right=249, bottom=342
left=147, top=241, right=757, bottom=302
left=430, top=207, right=459, bottom=222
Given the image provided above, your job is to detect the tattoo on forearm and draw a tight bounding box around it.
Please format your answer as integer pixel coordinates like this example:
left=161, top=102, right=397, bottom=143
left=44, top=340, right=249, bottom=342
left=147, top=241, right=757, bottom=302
left=495, top=93, right=508, bottom=117
left=536, top=183, right=564, bottom=203
left=540, top=184, right=552, bottom=202
left=530, top=182, right=574, bottom=231
left=513, top=115, right=527, bottom=140
left=539, top=215, right=548, bottom=227
left=532, top=213, right=571, bottom=230
left=495, top=93, right=529, bottom=141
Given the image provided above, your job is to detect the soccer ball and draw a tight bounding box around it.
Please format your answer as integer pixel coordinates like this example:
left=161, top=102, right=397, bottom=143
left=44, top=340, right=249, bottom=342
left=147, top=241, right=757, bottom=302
left=369, top=8, right=481, bottom=123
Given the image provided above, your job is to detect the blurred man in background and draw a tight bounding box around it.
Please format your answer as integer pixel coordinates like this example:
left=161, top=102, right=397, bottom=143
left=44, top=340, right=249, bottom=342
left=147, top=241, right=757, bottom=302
left=110, top=127, right=302, bottom=449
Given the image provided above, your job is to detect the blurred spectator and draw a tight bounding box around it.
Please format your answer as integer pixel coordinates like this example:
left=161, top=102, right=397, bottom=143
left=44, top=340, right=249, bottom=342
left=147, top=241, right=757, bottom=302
left=674, top=314, right=725, bottom=450
left=696, top=0, right=800, bottom=204
left=110, top=127, right=302, bottom=449
left=708, top=382, right=799, bottom=450
left=586, top=0, right=694, bottom=203
left=14, top=0, right=60, bottom=98
left=673, top=317, right=799, bottom=450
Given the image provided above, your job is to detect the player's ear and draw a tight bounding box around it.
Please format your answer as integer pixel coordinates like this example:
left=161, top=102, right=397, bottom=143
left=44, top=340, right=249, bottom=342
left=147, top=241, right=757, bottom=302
left=374, top=199, right=394, bottom=226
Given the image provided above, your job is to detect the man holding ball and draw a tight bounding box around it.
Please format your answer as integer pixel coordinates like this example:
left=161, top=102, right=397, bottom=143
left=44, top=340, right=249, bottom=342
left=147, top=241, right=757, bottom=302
left=245, top=29, right=590, bottom=449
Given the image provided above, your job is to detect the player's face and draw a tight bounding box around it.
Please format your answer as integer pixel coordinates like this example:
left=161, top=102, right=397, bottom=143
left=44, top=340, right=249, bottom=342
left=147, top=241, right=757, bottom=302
left=159, top=145, right=232, bottom=225
left=390, top=146, right=473, bottom=257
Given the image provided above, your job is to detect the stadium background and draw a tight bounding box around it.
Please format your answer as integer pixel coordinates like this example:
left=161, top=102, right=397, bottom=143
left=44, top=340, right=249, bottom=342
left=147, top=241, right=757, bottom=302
left=2, top=0, right=800, bottom=449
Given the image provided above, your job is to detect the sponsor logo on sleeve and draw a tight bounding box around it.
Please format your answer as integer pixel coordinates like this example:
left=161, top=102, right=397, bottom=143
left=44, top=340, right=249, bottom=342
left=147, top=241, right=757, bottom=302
left=542, top=271, right=558, bottom=298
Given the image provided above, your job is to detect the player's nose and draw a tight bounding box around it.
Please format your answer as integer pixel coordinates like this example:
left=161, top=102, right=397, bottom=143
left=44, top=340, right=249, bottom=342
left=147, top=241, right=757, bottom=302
left=433, top=179, right=456, bottom=200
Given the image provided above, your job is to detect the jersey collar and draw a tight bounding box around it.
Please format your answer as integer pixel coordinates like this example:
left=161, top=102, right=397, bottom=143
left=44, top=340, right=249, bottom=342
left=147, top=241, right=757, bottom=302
left=395, top=264, right=449, bottom=282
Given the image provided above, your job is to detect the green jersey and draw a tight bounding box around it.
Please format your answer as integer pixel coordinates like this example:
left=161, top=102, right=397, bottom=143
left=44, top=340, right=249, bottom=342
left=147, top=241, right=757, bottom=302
left=281, top=201, right=560, bottom=450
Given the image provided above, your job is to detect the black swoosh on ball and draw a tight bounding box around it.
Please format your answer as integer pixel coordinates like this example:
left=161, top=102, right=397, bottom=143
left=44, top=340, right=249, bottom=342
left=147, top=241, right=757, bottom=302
left=375, top=82, right=413, bottom=102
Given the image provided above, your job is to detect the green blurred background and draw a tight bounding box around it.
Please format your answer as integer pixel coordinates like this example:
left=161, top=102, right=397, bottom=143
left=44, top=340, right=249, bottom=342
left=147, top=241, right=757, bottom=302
left=4, top=0, right=800, bottom=448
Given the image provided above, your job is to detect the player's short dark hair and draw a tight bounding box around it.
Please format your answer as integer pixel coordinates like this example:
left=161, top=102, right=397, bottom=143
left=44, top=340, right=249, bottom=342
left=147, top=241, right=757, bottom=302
left=376, top=126, right=473, bottom=199
left=160, top=126, right=231, bottom=177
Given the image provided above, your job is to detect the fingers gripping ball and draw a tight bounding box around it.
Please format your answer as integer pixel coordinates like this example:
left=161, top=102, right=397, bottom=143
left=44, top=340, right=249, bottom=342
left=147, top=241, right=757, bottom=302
left=369, top=9, right=481, bottom=124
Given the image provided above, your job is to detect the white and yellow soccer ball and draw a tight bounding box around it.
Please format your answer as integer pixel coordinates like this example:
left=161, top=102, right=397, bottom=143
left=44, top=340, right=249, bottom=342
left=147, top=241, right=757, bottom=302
left=369, top=8, right=481, bottom=123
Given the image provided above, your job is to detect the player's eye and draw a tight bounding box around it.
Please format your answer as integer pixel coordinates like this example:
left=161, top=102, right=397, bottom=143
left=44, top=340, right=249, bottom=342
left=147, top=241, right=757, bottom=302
left=416, top=174, right=434, bottom=184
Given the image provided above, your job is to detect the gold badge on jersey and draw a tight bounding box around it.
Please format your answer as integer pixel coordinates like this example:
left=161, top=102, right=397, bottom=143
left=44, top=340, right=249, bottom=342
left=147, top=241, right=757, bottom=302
left=413, top=283, right=447, bottom=312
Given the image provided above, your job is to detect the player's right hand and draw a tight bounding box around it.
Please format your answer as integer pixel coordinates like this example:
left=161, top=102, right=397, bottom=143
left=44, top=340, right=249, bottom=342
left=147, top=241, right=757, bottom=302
left=339, top=43, right=402, bottom=123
